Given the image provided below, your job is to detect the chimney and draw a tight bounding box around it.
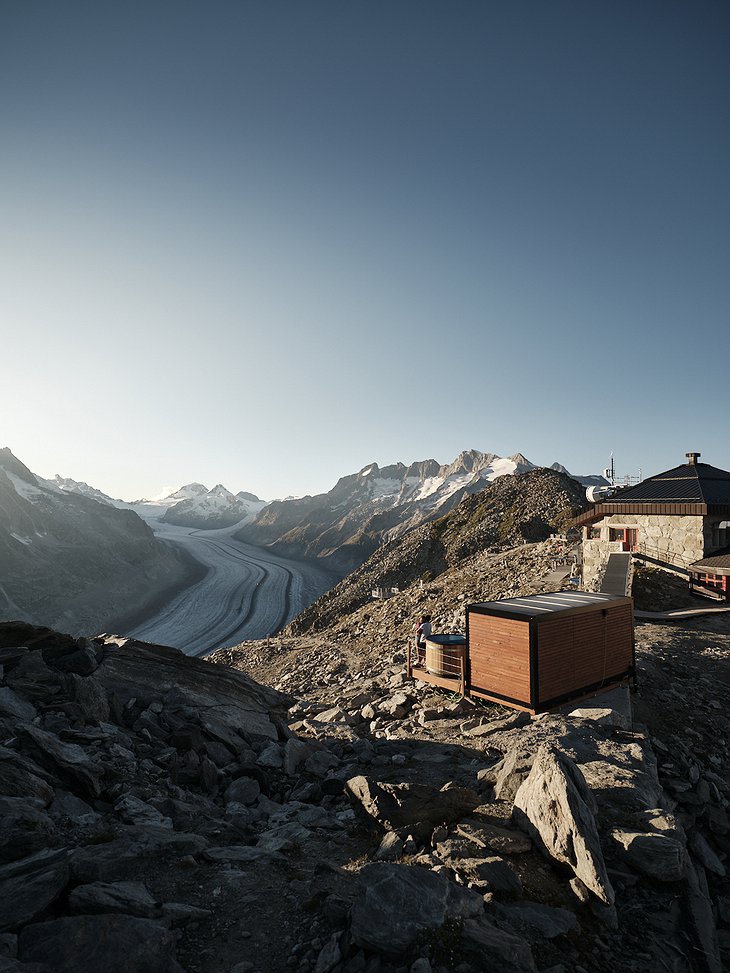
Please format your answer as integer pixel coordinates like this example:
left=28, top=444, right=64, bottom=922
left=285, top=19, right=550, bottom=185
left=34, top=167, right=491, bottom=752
left=686, top=452, right=701, bottom=466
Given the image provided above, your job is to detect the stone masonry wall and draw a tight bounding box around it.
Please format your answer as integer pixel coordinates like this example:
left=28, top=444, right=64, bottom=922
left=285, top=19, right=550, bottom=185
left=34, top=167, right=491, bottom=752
left=582, top=514, right=705, bottom=590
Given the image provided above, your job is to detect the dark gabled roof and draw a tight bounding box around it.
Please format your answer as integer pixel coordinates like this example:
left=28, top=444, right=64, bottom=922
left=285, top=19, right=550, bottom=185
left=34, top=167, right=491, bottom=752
left=689, top=545, right=730, bottom=576
left=605, top=461, right=730, bottom=506
left=572, top=458, right=730, bottom=526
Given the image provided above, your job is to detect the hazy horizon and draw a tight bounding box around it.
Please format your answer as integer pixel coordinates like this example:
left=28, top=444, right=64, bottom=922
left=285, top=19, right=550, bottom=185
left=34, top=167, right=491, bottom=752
left=3, top=2, right=728, bottom=500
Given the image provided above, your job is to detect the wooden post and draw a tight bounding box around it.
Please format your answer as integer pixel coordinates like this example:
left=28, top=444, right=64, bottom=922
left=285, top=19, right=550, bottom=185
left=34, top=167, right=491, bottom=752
left=406, top=641, right=412, bottom=681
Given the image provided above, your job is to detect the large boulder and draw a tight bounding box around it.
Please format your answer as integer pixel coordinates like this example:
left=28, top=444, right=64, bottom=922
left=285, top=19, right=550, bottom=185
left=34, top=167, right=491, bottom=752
left=610, top=828, right=686, bottom=882
left=345, top=776, right=480, bottom=842
left=513, top=744, right=614, bottom=905
left=18, top=915, right=185, bottom=973
left=94, top=637, right=291, bottom=743
left=17, top=726, right=104, bottom=799
left=0, top=798, right=56, bottom=864
left=349, top=862, right=484, bottom=954
left=0, top=850, right=69, bottom=931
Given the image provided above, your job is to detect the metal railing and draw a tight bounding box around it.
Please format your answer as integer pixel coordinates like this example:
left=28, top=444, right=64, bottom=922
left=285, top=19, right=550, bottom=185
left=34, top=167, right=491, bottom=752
left=634, top=542, right=694, bottom=573
left=406, top=641, right=467, bottom=696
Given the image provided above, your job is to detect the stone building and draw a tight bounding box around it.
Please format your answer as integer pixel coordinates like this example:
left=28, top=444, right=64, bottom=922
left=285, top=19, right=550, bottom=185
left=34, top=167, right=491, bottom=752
left=576, top=453, right=730, bottom=596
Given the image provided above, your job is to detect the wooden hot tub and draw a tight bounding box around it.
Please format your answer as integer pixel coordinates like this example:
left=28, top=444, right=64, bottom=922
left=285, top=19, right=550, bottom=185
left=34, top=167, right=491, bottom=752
left=425, top=634, right=466, bottom=679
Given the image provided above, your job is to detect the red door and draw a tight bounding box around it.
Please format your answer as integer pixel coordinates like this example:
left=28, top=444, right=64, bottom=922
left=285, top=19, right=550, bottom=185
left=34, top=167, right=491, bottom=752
left=625, top=529, right=638, bottom=552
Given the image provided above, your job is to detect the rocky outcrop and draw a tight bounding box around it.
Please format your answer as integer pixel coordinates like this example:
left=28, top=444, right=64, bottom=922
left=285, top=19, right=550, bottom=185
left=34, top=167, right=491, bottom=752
left=345, top=776, right=480, bottom=842
left=3, top=598, right=729, bottom=972
left=513, top=744, right=615, bottom=905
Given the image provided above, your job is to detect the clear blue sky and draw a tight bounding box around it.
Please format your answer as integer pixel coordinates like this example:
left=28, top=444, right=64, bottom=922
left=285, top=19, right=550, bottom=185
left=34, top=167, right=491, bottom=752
left=2, top=2, right=728, bottom=500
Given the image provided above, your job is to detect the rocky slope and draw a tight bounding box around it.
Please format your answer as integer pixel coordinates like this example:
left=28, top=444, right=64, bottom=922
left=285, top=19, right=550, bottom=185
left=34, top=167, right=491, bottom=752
left=2, top=597, right=727, bottom=972
left=0, top=449, right=200, bottom=636
left=288, top=467, right=587, bottom=635
left=234, top=451, right=555, bottom=574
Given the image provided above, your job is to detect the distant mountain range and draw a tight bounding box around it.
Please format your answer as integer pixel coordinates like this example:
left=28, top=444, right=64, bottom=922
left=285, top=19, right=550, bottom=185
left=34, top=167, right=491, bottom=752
left=235, top=450, right=606, bottom=572
left=47, top=476, right=266, bottom=530
left=0, top=445, right=606, bottom=632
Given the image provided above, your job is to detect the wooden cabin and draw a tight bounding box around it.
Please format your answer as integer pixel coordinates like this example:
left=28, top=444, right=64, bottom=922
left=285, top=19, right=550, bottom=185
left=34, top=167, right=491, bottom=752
left=466, top=591, right=634, bottom=713
left=407, top=591, right=635, bottom=714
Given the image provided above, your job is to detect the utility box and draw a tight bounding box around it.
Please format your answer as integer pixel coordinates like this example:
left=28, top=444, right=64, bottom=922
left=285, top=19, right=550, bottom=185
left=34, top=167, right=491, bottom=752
left=465, top=591, right=634, bottom=714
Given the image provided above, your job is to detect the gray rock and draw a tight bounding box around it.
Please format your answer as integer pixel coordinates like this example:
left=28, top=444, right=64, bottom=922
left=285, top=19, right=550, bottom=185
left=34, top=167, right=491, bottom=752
left=689, top=832, right=726, bottom=878
left=203, top=845, right=279, bottom=863
left=61, top=673, right=110, bottom=723
left=305, top=751, right=340, bottom=777
left=492, top=901, right=579, bottom=941
left=375, top=832, right=404, bottom=861
left=378, top=692, right=412, bottom=718
left=685, top=858, right=722, bottom=973
left=67, top=881, right=160, bottom=918
left=69, top=830, right=207, bottom=882
left=0, top=747, right=55, bottom=806
left=225, top=777, right=261, bottom=806
left=345, top=776, right=480, bottom=842
left=459, top=916, right=536, bottom=972
left=202, top=740, right=235, bottom=767
left=18, top=725, right=104, bottom=799
left=18, top=915, right=185, bottom=972
left=161, top=902, right=212, bottom=926
left=513, top=745, right=614, bottom=905
left=115, top=795, right=173, bottom=830
left=494, top=750, right=536, bottom=803
left=314, top=931, right=343, bottom=973
left=578, top=758, right=663, bottom=813
left=257, top=822, right=312, bottom=852
left=50, top=790, right=100, bottom=825
left=567, top=707, right=631, bottom=731
left=469, top=856, right=522, bottom=895
left=610, top=829, right=686, bottom=882
left=409, top=959, right=432, bottom=973
left=257, top=743, right=283, bottom=769
left=315, top=706, right=349, bottom=724
left=0, top=849, right=69, bottom=932
left=0, top=798, right=56, bottom=864
left=456, top=820, right=532, bottom=855
left=349, top=862, right=484, bottom=954
left=283, top=738, right=311, bottom=775
left=51, top=646, right=99, bottom=676
left=0, top=688, right=36, bottom=722
left=94, top=637, right=289, bottom=743
left=465, top=711, right=531, bottom=738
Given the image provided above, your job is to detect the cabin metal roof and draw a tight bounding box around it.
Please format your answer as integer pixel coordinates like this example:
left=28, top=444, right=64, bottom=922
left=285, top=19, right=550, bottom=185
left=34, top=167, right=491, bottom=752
left=574, top=459, right=730, bottom=525
left=608, top=462, right=730, bottom=505
left=467, top=591, right=629, bottom=620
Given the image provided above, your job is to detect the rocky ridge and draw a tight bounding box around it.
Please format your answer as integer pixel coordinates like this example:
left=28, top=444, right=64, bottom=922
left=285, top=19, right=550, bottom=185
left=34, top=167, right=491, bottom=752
left=235, top=451, right=564, bottom=574
left=288, top=468, right=586, bottom=635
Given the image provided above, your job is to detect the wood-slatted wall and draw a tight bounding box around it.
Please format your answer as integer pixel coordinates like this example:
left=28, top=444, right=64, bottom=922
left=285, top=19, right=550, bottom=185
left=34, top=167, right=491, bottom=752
left=468, top=614, right=531, bottom=703
left=536, top=604, right=634, bottom=705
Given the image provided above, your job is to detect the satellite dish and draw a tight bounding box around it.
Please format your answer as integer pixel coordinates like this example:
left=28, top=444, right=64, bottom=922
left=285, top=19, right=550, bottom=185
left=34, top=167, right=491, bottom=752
left=586, top=485, right=616, bottom=503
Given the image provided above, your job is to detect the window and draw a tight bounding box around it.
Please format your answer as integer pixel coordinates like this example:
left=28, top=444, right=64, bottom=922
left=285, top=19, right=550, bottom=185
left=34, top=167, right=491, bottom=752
left=609, top=528, right=625, bottom=542
left=588, top=527, right=601, bottom=540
